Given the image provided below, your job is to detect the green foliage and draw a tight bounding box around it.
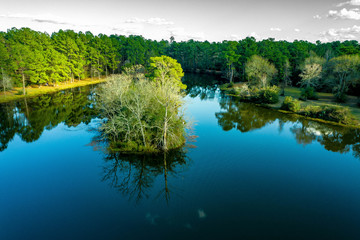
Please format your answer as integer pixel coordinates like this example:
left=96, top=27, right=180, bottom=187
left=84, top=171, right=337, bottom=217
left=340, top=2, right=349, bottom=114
left=227, top=87, right=239, bottom=95
left=148, top=55, right=186, bottom=90
left=0, top=70, right=12, bottom=92
left=97, top=64, right=187, bottom=153
left=299, top=63, right=323, bottom=88
left=329, top=55, right=360, bottom=100
left=1, top=27, right=360, bottom=99
left=245, top=55, right=277, bottom=88
left=281, top=96, right=301, bottom=112
left=334, top=92, right=348, bottom=103
left=236, top=85, right=279, bottom=104
left=255, top=86, right=280, bottom=104
left=301, top=104, right=357, bottom=125
left=300, top=87, right=318, bottom=101
left=223, top=41, right=241, bottom=82
left=219, top=82, right=234, bottom=90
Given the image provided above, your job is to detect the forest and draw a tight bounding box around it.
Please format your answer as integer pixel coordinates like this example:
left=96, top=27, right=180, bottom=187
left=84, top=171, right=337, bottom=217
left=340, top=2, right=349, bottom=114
left=1, top=27, right=360, bottom=98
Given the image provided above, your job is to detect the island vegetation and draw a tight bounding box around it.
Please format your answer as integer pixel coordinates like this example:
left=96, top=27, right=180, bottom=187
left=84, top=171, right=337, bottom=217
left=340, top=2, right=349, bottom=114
left=96, top=56, right=187, bottom=153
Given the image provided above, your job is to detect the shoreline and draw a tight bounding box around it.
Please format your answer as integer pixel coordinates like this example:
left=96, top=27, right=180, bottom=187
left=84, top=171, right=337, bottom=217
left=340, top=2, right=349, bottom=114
left=225, top=92, right=360, bottom=129
left=0, top=78, right=106, bottom=104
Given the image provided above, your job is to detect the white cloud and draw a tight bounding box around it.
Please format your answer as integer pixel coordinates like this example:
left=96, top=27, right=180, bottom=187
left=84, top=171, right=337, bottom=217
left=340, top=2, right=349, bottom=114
left=294, top=28, right=300, bottom=32
left=147, top=17, right=174, bottom=25
left=313, top=14, right=322, bottom=19
left=125, top=17, right=174, bottom=25
left=0, top=13, right=71, bottom=25
left=337, top=0, right=360, bottom=7
left=270, top=27, right=282, bottom=31
left=328, top=8, right=360, bottom=20
left=124, top=17, right=144, bottom=23
left=249, top=32, right=260, bottom=40
left=229, top=34, right=241, bottom=40
left=320, top=25, right=360, bottom=41
left=167, top=27, right=205, bottom=41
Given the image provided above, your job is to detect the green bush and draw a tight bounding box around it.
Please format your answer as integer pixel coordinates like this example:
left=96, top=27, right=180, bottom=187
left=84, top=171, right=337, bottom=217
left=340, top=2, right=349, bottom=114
left=255, top=86, right=279, bottom=104
left=281, top=96, right=301, bottom=112
left=334, top=92, right=347, bottom=103
left=15, top=89, right=26, bottom=95
left=238, top=84, right=251, bottom=98
left=220, top=83, right=230, bottom=90
left=301, top=104, right=357, bottom=125
left=237, top=85, right=279, bottom=104
left=228, top=87, right=238, bottom=95
left=300, top=87, right=318, bottom=101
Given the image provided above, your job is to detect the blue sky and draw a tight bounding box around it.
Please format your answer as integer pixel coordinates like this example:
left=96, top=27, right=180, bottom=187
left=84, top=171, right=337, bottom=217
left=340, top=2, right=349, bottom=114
left=1, top=0, right=360, bottom=42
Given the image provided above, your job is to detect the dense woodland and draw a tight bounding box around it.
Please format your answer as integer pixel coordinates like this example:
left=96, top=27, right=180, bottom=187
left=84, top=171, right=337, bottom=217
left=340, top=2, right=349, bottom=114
left=1, top=28, right=360, bottom=94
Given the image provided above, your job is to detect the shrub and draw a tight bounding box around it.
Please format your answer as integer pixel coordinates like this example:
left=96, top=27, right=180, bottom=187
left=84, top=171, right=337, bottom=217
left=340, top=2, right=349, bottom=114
left=301, top=104, right=357, bottom=125
left=236, top=85, right=279, bottom=104
left=299, top=87, right=318, bottom=101
left=281, top=96, right=301, bottom=112
left=15, top=89, right=25, bottom=95
left=238, top=84, right=251, bottom=98
left=255, top=86, right=279, bottom=104
left=220, top=83, right=230, bottom=90
left=334, top=92, right=347, bottom=103
left=228, top=87, right=238, bottom=95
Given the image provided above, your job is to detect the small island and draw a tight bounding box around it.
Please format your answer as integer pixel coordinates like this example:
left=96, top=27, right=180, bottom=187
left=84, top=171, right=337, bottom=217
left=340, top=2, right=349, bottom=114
left=96, top=56, right=188, bottom=153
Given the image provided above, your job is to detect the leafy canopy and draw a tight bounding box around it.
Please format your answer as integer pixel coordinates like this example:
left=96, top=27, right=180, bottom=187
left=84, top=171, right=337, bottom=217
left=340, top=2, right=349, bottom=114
left=245, top=55, right=277, bottom=88
left=148, top=55, right=186, bottom=90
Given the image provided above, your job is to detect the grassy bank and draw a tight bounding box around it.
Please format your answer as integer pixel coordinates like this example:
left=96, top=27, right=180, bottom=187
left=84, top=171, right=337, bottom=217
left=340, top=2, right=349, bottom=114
left=222, top=83, right=360, bottom=127
left=277, top=87, right=360, bottom=120
left=0, top=78, right=106, bottom=104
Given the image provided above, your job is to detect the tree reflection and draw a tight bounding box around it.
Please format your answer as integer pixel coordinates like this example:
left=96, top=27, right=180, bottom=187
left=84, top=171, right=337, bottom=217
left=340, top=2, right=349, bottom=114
left=215, top=97, right=360, bottom=159
left=216, top=97, right=297, bottom=132
left=0, top=102, right=19, bottom=151
left=101, top=149, right=190, bottom=204
left=183, top=73, right=222, bottom=100
left=0, top=85, right=98, bottom=151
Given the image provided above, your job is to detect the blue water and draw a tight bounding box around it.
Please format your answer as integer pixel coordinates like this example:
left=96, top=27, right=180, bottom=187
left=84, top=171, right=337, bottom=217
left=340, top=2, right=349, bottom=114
left=1, top=75, right=360, bottom=239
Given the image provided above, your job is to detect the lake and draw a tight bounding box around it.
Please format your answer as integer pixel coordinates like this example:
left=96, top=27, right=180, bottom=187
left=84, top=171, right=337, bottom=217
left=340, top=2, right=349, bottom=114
left=1, top=73, right=360, bottom=239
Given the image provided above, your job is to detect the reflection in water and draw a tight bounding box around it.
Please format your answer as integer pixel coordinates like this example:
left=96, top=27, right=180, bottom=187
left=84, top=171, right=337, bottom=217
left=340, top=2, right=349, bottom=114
left=215, top=97, right=360, bottom=159
left=101, top=149, right=190, bottom=204
left=183, top=73, right=223, bottom=100
left=0, top=86, right=98, bottom=151
left=0, top=102, right=19, bottom=151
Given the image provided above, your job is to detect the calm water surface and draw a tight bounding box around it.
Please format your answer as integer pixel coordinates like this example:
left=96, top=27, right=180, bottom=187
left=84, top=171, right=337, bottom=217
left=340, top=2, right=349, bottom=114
left=1, top=74, right=360, bottom=239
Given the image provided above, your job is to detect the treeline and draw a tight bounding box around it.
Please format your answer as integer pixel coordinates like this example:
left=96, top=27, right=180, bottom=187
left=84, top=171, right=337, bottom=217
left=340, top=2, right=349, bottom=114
left=0, top=28, right=168, bottom=93
left=168, top=38, right=359, bottom=78
left=1, top=27, right=360, bottom=94
left=168, top=38, right=360, bottom=90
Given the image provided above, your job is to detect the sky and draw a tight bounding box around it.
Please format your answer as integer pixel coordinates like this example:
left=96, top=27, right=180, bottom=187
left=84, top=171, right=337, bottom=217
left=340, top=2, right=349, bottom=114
left=1, top=0, right=360, bottom=42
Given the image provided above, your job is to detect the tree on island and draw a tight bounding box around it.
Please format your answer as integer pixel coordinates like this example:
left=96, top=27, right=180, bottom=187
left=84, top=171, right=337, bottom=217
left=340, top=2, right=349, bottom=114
left=97, top=56, right=187, bottom=153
